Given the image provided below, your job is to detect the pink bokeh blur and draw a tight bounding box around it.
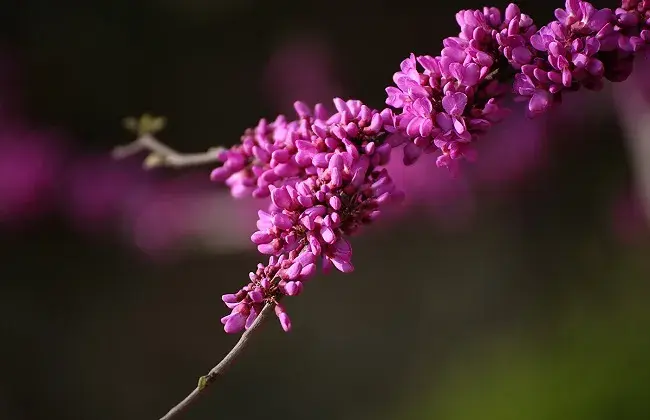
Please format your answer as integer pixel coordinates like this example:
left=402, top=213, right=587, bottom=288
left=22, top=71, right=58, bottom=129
left=0, top=49, right=259, bottom=257
left=1, top=37, right=646, bottom=258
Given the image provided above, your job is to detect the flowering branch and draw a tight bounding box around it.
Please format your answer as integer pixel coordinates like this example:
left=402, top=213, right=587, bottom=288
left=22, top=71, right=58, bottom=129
left=112, top=114, right=224, bottom=168
left=158, top=303, right=275, bottom=420
left=110, top=1, right=649, bottom=419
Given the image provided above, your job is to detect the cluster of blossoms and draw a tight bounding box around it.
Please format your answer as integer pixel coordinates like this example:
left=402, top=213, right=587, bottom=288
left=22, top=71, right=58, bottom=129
left=385, top=3, right=536, bottom=171
left=386, top=0, right=649, bottom=172
left=216, top=98, right=403, bottom=332
left=515, top=0, right=649, bottom=116
left=209, top=99, right=394, bottom=199
left=213, top=0, right=648, bottom=333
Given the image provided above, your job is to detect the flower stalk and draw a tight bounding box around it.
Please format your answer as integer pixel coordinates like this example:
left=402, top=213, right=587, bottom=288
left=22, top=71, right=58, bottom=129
left=158, top=303, right=274, bottom=420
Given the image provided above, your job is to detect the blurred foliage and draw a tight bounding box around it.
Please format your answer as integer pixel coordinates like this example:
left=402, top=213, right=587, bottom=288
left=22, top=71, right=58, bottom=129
left=399, top=247, right=650, bottom=420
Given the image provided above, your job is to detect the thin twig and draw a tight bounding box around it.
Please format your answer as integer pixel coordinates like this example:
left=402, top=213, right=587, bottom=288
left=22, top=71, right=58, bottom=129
left=158, top=303, right=275, bottom=420
left=112, top=134, right=224, bottom=169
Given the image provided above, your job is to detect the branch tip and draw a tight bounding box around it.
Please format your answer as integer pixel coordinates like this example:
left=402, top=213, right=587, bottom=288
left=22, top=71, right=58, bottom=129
left=112, top=115, right=224, bottom=169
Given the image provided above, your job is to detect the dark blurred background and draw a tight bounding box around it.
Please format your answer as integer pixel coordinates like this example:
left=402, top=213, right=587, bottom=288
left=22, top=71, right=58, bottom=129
left=1, top=1, right=649, bottom=419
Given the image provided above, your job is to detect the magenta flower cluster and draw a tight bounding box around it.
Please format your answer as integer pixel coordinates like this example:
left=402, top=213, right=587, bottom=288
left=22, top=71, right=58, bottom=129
left=210, top=100, right=394, bottom=199
left=214, top=0, right=648, bottom=333
left=514, top=0, right=649, bottom=116
left=215, top=98, right=403, bottom=332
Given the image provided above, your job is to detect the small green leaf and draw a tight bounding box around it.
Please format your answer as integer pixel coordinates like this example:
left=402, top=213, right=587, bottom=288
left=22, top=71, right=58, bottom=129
left=122, top=114, right=167, bottom=136
left=148, top=116, right=167, bottom=133
left=143, top=153, right=164, bottom=168
left=197, top=375, right=208, bottom=390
